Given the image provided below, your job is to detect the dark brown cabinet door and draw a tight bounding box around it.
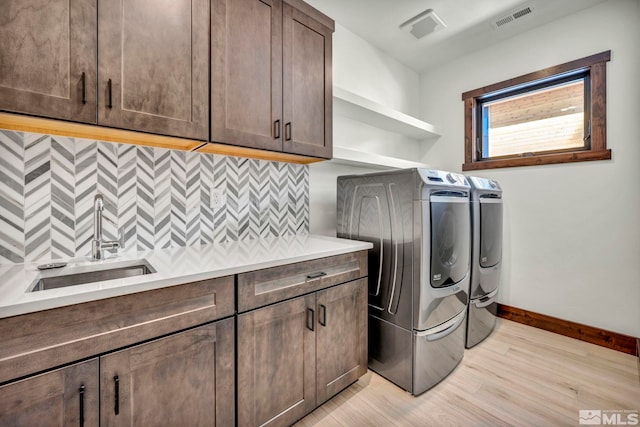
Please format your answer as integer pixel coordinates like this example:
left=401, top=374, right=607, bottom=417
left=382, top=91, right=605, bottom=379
left=238, top=294, right=317, bottom=427
left=316, top=279, right=368, bottom=405
left=0, top=0, right=97, bottom=123
left=97, top=0, right=209, bottom=140
left=211, top=0, right=283, bottom=151
left=0, top=358, right=99, bottom=427
left=282, top=2, right=333, bottom=158
left=100, top=319, right=235, bottom=427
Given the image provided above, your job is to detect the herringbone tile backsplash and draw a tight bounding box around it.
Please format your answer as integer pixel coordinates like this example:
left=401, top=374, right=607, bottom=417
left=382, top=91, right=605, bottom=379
left=0, top=130, right=309, bottom=264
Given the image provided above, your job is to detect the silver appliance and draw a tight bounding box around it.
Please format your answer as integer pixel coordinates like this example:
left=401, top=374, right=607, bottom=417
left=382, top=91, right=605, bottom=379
left=337, top=168, right=471, bottom=395
left=466, top=176, right=503, bottom=348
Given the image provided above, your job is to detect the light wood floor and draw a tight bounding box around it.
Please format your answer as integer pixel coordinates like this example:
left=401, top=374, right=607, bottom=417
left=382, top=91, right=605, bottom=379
left=296, top=319, right=640, bottom=426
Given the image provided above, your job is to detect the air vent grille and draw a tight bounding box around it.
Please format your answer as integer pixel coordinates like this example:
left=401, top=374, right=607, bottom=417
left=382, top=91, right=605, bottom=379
left=492, top=4, right=535, bottom=30
left=495, top=16, right=514, bottom=27
left=513, top=7, right=533, bottom=19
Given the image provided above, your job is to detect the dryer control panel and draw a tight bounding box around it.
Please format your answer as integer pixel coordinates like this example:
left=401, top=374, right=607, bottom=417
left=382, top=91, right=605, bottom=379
left=468, top=176, right=501, bottom=191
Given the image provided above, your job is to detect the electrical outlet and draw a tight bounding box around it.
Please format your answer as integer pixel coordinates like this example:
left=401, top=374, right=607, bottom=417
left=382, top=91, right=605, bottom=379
left=210, top=188, right=226, bottom=210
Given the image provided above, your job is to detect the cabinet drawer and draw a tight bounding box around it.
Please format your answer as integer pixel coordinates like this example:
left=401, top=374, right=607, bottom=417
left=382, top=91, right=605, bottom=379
left=238, top=251, right=367, bottom=312
left=0, top=276, right=234, bottom=384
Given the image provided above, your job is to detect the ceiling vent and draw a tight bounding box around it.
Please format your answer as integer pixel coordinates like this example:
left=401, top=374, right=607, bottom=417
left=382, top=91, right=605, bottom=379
left=400, top=9, right=446, bottom=39
left=491, top=4, right=535, bottom=30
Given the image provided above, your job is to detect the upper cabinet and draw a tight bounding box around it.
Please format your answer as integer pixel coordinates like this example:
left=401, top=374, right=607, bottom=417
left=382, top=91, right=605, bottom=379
left=0, top=0, right=97, bottom=124
left=211, top=0, right=283, bottom=152
left=0, top=0, right=209, bottom=140
left=0, top=0, right=333, bottom=161
left=211, top=0, right=334, bottom=158
left=98, top=0, right=210, bottom=140
left=282, top=1, right=333, bottom=158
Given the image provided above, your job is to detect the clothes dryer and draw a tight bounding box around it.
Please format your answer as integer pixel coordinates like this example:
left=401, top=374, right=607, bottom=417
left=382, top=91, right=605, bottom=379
left=466, top=176, right=503, bottom=348
left=337, top=169, right=471, bottom=395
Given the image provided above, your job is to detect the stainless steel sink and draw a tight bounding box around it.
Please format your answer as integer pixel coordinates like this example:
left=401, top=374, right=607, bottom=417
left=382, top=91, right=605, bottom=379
left=30, top=259, right=157, bottom=292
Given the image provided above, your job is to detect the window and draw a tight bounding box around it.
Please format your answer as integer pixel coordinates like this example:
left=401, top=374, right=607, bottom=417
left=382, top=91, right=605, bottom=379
left=462, top=51, right=611, bottom=171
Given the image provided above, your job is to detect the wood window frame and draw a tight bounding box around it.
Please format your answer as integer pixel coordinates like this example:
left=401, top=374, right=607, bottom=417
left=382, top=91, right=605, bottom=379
left=462, top=51, right=611, bottom=171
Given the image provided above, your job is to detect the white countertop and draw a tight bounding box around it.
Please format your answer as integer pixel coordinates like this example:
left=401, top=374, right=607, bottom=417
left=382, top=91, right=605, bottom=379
left=0, top=234, right=372, bottom=319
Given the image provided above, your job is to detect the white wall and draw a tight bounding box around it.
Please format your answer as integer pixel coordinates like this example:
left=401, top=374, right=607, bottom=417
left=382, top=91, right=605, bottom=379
left=332, top=23, right=419, bottom=115
left=419, top=0, right=640, bottom=336
left=309, top=24, right=424, bottom=236
left=309, top=161, right=377, bottom=236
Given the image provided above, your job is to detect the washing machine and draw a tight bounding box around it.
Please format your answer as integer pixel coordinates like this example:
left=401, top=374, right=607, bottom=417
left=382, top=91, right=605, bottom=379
left=466, top=176, right=503, bottom=348
left=337, top=168, right=471, bottom=395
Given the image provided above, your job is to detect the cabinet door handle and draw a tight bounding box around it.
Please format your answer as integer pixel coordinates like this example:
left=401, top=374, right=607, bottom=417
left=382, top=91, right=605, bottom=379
left=307, top=307, right=315, bottom=331
left=306, top=271, right=326, bottom=280
left=285, top=122, right=292, bottom=141
left=81, top=72, right=86, bottom=105
left=319, top=304, right=327, bottom=327
left=78, top=384, right=85, bottom=427
left=107, top=79, right=113, bottom=109
left=274, top=120, right=281, bottom=139
left=113, top=375, right=119, bottom=415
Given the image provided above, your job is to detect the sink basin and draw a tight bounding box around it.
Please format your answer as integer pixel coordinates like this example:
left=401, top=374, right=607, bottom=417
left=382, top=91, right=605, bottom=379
left=30, top=259, right=157, bottom=292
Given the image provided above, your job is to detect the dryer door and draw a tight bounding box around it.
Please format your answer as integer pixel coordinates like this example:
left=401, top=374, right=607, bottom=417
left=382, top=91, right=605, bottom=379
left=479, top=198, right=503, bottom=268
left=430, top=195, right=470, bottom=288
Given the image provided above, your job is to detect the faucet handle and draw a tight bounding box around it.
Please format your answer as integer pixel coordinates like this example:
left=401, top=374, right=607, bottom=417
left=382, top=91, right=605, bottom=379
left=102, top=215, right=123, bottom=245
left=101, top=220, right=125, bottom=253
left=103, top=228, right=125, bottom=254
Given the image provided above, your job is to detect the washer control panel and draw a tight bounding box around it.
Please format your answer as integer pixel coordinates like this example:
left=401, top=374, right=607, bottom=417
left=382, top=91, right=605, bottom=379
left=419, top=169, right=469, bottom=187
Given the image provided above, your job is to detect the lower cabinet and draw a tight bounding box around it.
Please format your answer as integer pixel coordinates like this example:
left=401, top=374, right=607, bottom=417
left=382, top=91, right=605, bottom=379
left=316, top=279, right=368, bottom=406
left=101, top=318, right=235, bottom=427
left=0, top=254, right=368, bottom=427
left=237, top=278, right=367, bottom=427
left=0, top=319, right=234, bottom=427
left=238, top=293, right=317, bottom=427
left=0, top=358, right=99, bottom=427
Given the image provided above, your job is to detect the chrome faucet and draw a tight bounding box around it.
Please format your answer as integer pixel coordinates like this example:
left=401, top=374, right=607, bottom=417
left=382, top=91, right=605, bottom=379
left=91, top=194, right=123, bottom=260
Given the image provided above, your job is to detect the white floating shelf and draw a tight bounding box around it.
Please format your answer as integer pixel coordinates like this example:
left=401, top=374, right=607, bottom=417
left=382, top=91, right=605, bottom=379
left=331, top=147, right=430, bottom=170
left=333, top=86, right=440, bottom=140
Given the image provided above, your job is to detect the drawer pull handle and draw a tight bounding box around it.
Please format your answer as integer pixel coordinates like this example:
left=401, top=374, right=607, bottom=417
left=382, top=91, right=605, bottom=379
left=274, top=120, right=281, bottom=139
left=113, top=375, right=119, bottom=415
left=285, top=122, right=292, bottom=141
left=307, top=307, right=315, bottom=331
left=307, top=271, right=327, bottom=280
left=319, top=304, right=327, bottom=326
left=79, top=384, right=85, bottom=427
left=81, top=72, right=86, bottom=105
left=107, top=79, right=113, bottom=109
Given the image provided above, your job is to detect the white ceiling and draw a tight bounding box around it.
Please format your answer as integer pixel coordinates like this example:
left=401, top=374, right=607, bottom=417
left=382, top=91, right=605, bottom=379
left=305, top=0, right=608, bottom=72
